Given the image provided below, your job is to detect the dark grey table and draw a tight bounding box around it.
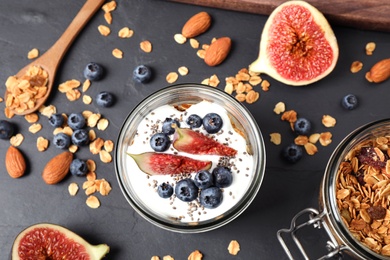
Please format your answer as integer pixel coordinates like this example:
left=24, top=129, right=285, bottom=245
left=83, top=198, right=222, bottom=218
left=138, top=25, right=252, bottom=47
left=1, top=0, right=390, bottom=259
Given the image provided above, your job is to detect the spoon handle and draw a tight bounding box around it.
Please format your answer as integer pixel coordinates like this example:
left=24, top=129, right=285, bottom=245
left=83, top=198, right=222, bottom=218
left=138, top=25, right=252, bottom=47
left=39, top=0, right=106, bottom=69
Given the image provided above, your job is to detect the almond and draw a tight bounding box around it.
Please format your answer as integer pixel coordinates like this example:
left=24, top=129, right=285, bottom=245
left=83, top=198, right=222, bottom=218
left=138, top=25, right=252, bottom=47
left=367, top=58, right=390, bottom=83
left=181, top=11, right=211, bottom=38
left=5, top=146, right=26, bottom=178
left=42, top=151, right=73, bottom=184
left=204, top=37, right=231, bottom=67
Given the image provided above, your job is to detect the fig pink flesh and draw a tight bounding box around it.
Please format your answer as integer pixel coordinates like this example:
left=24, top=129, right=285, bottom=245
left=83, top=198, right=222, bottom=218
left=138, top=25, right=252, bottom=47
left=128, top=152, right=212, bottom=175
left=267, top=4, right=334, bottom=82
left=173, top=127, right=237, bottom=156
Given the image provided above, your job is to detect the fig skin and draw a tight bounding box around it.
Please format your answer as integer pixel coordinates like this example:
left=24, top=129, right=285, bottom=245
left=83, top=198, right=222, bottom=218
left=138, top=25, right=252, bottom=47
left=249, top=0, right=338, bottom=86
left=11, top=223, right=109, bottom=259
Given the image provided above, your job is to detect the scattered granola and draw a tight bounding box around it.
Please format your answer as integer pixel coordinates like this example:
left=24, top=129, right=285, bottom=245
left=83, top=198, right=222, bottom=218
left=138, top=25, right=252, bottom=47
left=270, top=133, right=282, bottom=145
left=140, top=40, right=152, bottom=53
left=365, top=42, right=376, bottom=55
left=187, top=250, right=202, bottom=260
left=68, top=182, right=79, bottom=196
left=112, top=48, right=123, bottom=59
left=322, top=115, right=337, bottom=128
left=228, top=240, right=240, bottom=255
left=36, top=136, right=49, bottom=152
left=351, top=61, right=363, bottom=73
left=166, top=72, right=179, bottom=83
left=27, top=48, right=39, bottom=59
left=98, top=25, right=111, bottom=36
left=10, top=133, right=24, bottom=147
left=86, top=195, right=100, bottom=208
left=118, top=27, right=134, bottom=38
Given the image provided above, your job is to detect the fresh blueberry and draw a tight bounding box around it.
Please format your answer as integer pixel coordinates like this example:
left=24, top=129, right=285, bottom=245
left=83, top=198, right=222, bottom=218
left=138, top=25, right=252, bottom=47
left=282, top=143, right=303, bottom=163
left=203, top=113, right=223, bottom=134
left=199, top=187, right=223, bottom=209
left=53, top=133, right=71, bottom=149
left=150, top=133, right=171, bottom=152
left=157, top=182, right=174, bottom=198
left=162, top=118, right=180, bottom=135
left=194, top=170, right=214, bottom=189
left=294, top=118, right=311, bottom=135
left=70, top=159, right=88, bottom=177
left=83, top=62, right=104, bottom=81
left=133, top=65, right=152, bottom=83
left=96, top=91, right=115, bottom=107
left=212, top=166, right=233, bottom=188
left=175, top=178, right=199, bottom=202
left=68, top=113, right=85, bottom=130
left=0, top=120, right=15, bottom=140
left=341, top=94, right=358, bottom=110
left=186, top=114, right=202, bottom=129
left=71, top=129, right=89, bottom=146
left=48, top=113, right=64, bottom=127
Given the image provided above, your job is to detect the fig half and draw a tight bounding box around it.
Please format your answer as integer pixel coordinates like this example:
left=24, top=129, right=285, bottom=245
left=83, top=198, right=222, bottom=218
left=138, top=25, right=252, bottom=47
left=249, top=0, right=338, bottom=86
left=11, top=223, right=109, bottom=259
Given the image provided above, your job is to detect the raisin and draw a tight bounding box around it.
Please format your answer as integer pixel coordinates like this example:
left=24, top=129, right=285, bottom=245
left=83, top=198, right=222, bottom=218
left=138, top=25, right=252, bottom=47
left=367, top=205, right=386, bottom=220
left=357, top=146, right=386, bottom=169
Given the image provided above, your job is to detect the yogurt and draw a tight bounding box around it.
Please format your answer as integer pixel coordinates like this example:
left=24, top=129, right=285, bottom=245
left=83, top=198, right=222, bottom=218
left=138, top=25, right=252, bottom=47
left=125, top=100, right=254, bottom=223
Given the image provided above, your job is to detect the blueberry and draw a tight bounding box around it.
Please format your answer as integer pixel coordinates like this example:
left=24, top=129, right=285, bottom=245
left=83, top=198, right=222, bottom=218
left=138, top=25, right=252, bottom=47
left=174, top=179, right=199, bottom=202
left=157, top=182, right=174, bottom=199
left=162, top=118, right=180, bottom=135
left=203, top=113, right=223, bottom=134
left=133, top=65, right=152, bottom=83
left=83, top=62, right=104, bottom=81
left=48, top=113, right=64, bottom=127
left=150, top=133, right=171, bottom=152
left=96, top=91, right=115, bottom=107
left=199, top=187, right=223, bottom=209
left=282, top=143, right=303, bottom=163
left=70, top=159, right=88, bottom=177
left=341, top=94, right=358, bottom=110
left=68, top=113, right=86, bottom=130
left=53, top=133, right=71, bottom=149
left=212, top=166, right=233, bottom=188
left=194, top=170, right=214, bottom=189
left=71, top=129, right=89, bottom=146
left=186, top=114, right=202, bottom=129
left=0, top=120, right=15, bottom=140
left=294, top=118, right=311, bottom=135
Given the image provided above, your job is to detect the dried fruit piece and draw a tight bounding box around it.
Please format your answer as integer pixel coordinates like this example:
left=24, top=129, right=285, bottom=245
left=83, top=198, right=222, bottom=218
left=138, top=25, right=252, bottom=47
left=127, top=152, right=212, bottom=176
left=181, top=11, right=211, bottom=38
left=5, top=146, right=26, bottom=178
left=42, top=151, right=73, bottom=184
left=173, top=127, right=237, bottom=156
left=249, top=1, right=338, bottom=86
left=204, top=37, right=231, bottom=66
left=366, top=58, right=390, bottom=83
left=11, top=223, right=109, bottom=259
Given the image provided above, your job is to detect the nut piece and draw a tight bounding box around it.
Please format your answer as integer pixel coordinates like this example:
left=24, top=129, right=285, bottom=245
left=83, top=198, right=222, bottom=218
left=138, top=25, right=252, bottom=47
left=367, top=58, right=390, bottom=83
left=42, top=151, right=73, bottom=184
left=181, top=11, right=211, bottom=38
left=204, top=37, right=231, bottom=67
left=228, top=240, right=240, bottom=255
left=5, top=146, right=26, bottom=178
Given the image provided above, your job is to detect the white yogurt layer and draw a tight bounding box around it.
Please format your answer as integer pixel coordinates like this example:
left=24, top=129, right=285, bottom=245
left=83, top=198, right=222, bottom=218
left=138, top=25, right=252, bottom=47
left=125, top=100, right=254, bottom=223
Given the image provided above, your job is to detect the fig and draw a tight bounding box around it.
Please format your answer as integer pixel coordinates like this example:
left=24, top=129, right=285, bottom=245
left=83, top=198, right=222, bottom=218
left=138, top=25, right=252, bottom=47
left=249, top=1, right=338, bottom=86
left=11, top=223, right=109, bottom=259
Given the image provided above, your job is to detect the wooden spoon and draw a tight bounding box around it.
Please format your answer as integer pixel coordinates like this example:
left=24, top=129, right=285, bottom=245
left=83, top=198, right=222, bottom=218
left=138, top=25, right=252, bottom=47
left=4, top=0, right=105, bottom=116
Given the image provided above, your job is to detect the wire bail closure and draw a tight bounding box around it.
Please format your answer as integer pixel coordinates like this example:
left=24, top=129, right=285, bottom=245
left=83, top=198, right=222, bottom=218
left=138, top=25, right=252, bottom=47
left=277, top=208, right=347, bottom=260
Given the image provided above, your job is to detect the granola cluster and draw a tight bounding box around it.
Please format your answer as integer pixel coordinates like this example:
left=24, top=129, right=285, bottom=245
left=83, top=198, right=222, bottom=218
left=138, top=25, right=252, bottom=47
left=336, top=136, right=390, bottom=256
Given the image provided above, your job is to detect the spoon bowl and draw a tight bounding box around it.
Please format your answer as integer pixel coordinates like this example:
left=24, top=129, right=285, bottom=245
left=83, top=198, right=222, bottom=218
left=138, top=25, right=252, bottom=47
left=4, top=0, right=105, bottom=115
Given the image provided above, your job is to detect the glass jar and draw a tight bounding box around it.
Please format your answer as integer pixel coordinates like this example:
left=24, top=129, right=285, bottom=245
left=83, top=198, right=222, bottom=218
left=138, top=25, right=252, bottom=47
left=278, top=119, right=390, bottom=259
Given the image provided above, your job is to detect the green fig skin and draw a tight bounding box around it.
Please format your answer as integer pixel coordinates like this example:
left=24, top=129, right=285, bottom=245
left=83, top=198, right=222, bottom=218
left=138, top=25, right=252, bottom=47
left=173, top=127, right=237, bottom=156
left=11, top=223, right=109, bottom=259
left=127, top=152, right=212, bottom=175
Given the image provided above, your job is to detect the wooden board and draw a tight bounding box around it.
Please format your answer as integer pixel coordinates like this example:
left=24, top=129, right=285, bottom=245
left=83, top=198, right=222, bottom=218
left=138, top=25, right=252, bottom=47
left=170, top=0, right=390, bottom=32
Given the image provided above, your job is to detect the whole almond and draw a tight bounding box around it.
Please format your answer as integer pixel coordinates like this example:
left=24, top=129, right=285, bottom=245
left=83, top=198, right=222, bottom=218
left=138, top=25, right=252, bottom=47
left=367, top=58, right=390, bottom=83
left=42, top=151, right=73, bottom=184
left=204, top=37, right=232, bottom=67
left=182, top=11, right=211, bottom=38
left=5, top=146, right=26, bottom=178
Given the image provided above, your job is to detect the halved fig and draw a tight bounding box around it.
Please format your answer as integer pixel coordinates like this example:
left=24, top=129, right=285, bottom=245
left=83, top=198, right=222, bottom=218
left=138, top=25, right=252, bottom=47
left=249, top=1, right=338, bottom=86
left=11, top=223, right=109, bottom=259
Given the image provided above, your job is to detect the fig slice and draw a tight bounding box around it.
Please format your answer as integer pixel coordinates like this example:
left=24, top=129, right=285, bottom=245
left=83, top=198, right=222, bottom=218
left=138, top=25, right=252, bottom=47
left=11, top=223, right=109, bottom=260
left=249, top=0, right=338, bottom=86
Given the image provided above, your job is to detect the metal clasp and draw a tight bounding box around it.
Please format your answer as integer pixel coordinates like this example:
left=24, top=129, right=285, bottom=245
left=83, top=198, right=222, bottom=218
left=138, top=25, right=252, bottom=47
left=277, top=208, right=346, bottom=260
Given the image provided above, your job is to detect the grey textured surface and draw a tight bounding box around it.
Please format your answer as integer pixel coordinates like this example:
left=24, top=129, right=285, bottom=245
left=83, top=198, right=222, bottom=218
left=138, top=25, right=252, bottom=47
left=1, top=0, right=390, bottom=259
